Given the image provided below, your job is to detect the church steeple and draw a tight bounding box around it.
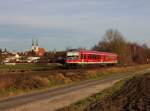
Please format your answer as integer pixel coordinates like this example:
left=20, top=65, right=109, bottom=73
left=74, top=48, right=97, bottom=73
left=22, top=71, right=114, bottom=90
left=32, top=39, right=35, bottom=50
left=35, top=39, right=39, bottom=51
left=32, top=39, right=34, bottom=46
left=32, top=39, right=39, bottom=51
left=36, top=39, right=38, bottom=46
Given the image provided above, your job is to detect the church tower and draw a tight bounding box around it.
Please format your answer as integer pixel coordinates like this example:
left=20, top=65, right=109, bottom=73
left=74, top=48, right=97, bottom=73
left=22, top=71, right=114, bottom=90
left=35, top=39, right=39, bottom=52
left=32, top=39, right=35, bottom=50
left=31, top=39, right=46, bottom=57
left=32, top=39, right=39, bottom=52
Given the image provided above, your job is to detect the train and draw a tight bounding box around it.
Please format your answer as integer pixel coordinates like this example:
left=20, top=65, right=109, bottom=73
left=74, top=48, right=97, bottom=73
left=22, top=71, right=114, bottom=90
left=65, top=49, right=118, bottom=65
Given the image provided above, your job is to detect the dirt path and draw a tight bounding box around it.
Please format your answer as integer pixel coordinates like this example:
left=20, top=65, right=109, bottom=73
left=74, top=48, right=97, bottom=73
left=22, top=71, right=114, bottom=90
left=0, top=73, right=130, bottom=111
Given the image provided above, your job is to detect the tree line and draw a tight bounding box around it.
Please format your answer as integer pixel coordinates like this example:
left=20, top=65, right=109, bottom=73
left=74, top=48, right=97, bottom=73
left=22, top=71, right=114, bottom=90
left=92, top=29, right=150, bottom=65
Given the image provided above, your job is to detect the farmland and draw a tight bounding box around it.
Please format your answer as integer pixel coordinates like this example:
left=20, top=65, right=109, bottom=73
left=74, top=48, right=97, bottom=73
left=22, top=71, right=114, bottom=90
left=85, top=72, right=150, bottom=111
left=58, top=71, right=150, bottom=111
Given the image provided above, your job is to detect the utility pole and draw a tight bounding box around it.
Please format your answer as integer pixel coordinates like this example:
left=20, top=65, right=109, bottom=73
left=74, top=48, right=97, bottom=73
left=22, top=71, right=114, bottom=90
left=0, top=48, right=2, bottom=64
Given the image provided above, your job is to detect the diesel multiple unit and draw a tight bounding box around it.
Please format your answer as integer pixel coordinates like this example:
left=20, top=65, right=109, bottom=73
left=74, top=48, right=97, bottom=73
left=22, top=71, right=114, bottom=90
left=66, top=49, right=118, bottom=65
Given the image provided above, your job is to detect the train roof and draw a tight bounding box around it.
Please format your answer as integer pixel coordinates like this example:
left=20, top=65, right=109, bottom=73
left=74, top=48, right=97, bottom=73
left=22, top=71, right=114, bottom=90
left=67, top=49, right=117, bottom=56
left=81, top=50, right=117, bottom=56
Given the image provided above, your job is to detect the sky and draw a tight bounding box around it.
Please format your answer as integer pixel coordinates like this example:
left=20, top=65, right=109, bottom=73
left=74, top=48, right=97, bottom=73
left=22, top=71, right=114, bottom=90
left=0, top=0, right=150, bottom=51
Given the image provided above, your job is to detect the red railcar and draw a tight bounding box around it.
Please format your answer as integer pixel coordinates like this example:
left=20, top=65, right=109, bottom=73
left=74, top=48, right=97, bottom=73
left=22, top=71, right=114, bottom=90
left=66, top=49, right=118, bottom=65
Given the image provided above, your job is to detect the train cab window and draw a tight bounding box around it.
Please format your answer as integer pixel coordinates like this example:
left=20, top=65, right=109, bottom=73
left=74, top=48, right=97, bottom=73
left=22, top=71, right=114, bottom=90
left=67, top=55, right=79, bottom=60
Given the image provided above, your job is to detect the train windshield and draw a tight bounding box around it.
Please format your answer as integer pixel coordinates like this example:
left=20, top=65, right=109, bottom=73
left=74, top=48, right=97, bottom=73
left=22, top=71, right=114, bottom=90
left=67, top=55, right=79, bottom=60
left=66, top=52, right=79, bottom=60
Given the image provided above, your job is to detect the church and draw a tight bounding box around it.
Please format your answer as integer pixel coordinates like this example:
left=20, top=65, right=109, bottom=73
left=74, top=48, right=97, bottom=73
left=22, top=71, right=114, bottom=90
left=32, top=39, right=46, bottom=57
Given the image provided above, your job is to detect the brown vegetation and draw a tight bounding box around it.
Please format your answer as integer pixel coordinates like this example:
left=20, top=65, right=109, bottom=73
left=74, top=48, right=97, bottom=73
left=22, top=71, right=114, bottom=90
left=0, top=65, right=149, bottom=98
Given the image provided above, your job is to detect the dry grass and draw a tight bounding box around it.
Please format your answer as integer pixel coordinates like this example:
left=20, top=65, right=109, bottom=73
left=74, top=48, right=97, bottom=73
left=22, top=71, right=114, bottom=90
left=0, top=64, right=149, bottom=98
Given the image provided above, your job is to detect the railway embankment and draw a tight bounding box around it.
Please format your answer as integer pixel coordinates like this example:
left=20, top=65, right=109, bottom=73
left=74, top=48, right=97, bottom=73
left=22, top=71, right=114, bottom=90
left=0, top=64, right=149, bottom=99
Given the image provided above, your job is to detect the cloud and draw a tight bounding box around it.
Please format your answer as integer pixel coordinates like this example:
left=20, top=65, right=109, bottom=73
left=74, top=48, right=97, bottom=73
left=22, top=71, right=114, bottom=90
left=0, top=0, right=150, bottom=50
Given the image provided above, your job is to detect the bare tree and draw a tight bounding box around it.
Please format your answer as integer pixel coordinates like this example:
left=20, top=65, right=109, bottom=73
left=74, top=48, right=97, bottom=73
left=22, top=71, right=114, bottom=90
left=92, top=29, right=132, bottom=64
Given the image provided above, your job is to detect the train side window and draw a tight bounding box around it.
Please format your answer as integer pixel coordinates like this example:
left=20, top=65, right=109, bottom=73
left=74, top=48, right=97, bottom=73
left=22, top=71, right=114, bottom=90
left=90, top=55, right=92, bottom=59
left=104, top=56, right=108, bottom=60
left=103, top=56, right=104, bottom=60
left=92, top=55, right=94, bottom=59
left=99, top=56, right=101, bottom=59
left=95, top=55, right=96, bottom=59
left=91, top=55, right=93, bottom=59
left=88, top=55, right=90, bottom=59
left=88, top=55, right=91, bottom=59
left=81, top=54, right=86, bottom=59
left=93, top=55, right=95, bottom=59
left=108, top=56, right=111, bottom=60
left=96, top=55, right=99, bottom=59
left=81, top=54, right=83, bottom=59
left=84, top=54, right=86, bottom=59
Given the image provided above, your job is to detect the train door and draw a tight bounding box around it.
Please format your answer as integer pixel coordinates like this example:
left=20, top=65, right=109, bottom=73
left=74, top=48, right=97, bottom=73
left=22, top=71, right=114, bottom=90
left=81, top=54, right=86, bottom=63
